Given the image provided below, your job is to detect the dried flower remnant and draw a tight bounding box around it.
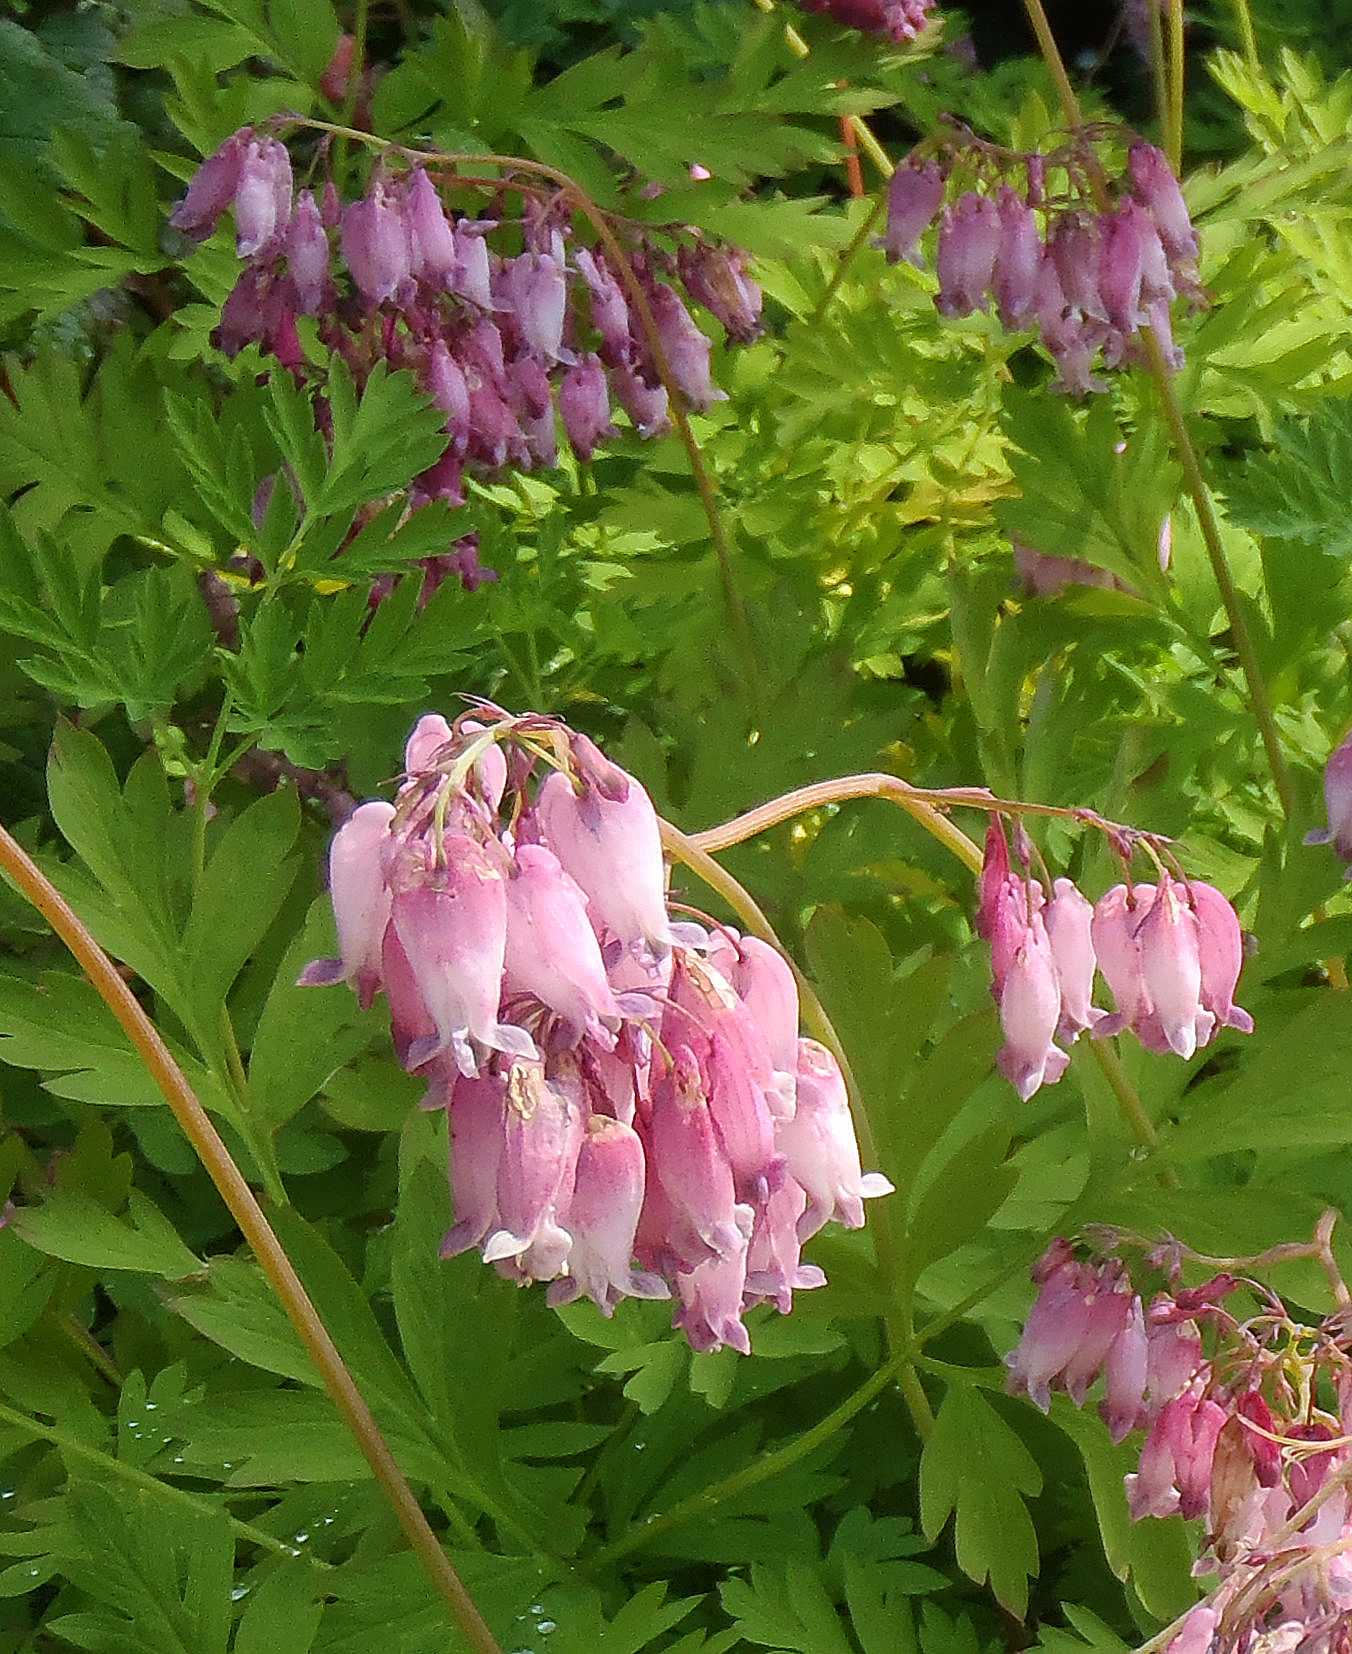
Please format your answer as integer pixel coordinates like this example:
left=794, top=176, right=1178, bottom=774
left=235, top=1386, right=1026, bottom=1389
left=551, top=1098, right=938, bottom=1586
left=882, top=136, right=1204, bottom=393
left=300, top=709, right=892, bottom=1353
left=976, top=820, right=1251, bottom=1098
left=1008, top=1224, right=1352, bottom=1654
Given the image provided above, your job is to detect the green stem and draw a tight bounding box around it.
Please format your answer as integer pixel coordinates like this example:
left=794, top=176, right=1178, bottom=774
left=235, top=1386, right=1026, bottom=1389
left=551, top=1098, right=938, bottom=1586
left=1021, top=0, right=1083, bottom=127
left=1164, top=0, right=1186, bottom=172
left=0, top=1399, right=322, bottom=1565
left=1022, top=0, right=1295, bottom=824
left=0, top=822, right=505, bottom=1654
left=1231, top=0, right=1260, bottom=67
left=50, top=1312, right=124, bottom=1389
left=808, top=194, right=887, bottom=329
left=588, top=1340, right=916, bottom=1570
left=1145, top=0, right=1169, bottom=150
left=587, top=1247, right=1035, bottom=1572
left=1137, top=328, right=1297, bottom=821
left=1086, top=1038, right=1179, bottom=1189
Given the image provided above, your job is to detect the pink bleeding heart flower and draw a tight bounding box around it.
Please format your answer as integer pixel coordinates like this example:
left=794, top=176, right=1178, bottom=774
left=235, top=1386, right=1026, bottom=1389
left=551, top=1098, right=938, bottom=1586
left=1133, top=872, right=1213, bottom=1060
left=1044, top=877, right=1105, bottom=1042
left=1306, top=730, right=1352, bottom=872
left=170, top=129, right=249, bottom=241
left=296, top=800, right=395, bottom=1007
left=233, top=135, right=293, bottom=260
left=935, top=192, right=1002, bottom=317
left=532, top=761, right=673, bottom=956
left=881, top=159, right=945, bottom=266
left=502, top=842, right=621, bottom=1045
left=744, top=1177, right=825, bottom=1314
left=440, top=1072, right=507, bottom=1258
left=482, top=1060, right=582, bottom=1280
left=341, top=182, right=411, bottom=307
left=777, top=1039, right=892, bottom=1239
left=1188, top=880, right=1254, bottom=1036
left=671, top=1211, right=753, bottom=1355
left=389, top=833, right=536, bottom=1077
left=558, top=353, right=617, bottom=462
left=547, top=1114, right=668, bottom=1313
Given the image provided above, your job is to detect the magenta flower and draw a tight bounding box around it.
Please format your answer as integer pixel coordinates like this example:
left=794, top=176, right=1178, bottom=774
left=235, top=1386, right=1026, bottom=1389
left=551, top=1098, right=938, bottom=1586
left=1045, top=878, right=1106, bottom=1041
left=403, top=167, right=458, bottom=289
left=997, top=920, right=1071, bottom=1100
left=1126, top=1387, right=1228, bottom=1520
left=389, top=835, right=536, bottom=1077
left=558, top=354, right=617, bottom=462
left=992, top=185, right=1044, bottom=329
left=935, top=193, right=1002, bottom=317
left=482, top=1060, right=582, bottom=1280
left=882, top=160, right=945, bottom=267
left=648, top=284, right=726, bottom=409
left=233, top=136, right=293, bottom=260
left=1189, top=880, right=1255, bottom=1036
left=286, top=191, right=332, bottom=315
left=341, top=183, right=411, bottom=307
left=1128, top=144, right=1199, bottom=265
left=169, top=128, right=248, bottom=241
left=676, top=244, right=763, bottom=344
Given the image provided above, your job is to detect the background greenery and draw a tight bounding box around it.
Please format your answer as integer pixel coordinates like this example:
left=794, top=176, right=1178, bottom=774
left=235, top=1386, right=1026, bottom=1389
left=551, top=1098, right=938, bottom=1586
left=1, top=0, right=1352, bottom=1649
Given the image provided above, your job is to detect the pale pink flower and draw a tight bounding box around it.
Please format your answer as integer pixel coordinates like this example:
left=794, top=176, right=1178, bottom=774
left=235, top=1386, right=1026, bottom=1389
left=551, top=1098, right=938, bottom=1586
left=533, top=766, right=673, bottom=955
left=295, top=800, right=395, bottom=1007
left=548, top=1115, right=668, bottom=1313
left=778, top=1039, right=893, bottom=1238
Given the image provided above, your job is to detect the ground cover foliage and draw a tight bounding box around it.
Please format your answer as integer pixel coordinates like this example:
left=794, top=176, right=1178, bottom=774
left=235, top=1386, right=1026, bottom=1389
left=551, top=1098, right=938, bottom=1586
left=1, top=0, right=1352, bottom=1649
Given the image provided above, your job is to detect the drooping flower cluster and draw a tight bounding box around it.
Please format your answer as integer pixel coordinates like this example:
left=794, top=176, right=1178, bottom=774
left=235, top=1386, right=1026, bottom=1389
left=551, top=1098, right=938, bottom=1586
left=977, top=821, right=1252, bottom=1100
left=170, top=128, right=761, bottom=490
left=883, top=140, right=1203, bottom=393
left=796, top=0, right=935, bottom=42
left=1009, top=1231, right=1352, bottom=1654
left=299, top=709, right=891, bottom=1353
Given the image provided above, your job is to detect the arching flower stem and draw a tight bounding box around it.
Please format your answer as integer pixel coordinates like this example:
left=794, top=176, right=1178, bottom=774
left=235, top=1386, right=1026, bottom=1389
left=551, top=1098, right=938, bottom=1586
left=0, top=820, right=508, bottom=1654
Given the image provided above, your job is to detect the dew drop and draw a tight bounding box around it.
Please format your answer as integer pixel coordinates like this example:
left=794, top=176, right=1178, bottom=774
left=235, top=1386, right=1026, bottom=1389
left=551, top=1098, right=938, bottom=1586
left=231, top=1585, right=250, bottom=1602
left=292, top=1532, right=309, bottom=1544
left=536, top=1621, right=557, bottom=1637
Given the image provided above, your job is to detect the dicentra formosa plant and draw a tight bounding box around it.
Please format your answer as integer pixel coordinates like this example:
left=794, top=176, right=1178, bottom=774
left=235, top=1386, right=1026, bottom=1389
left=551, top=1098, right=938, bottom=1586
left=300, top=709, right=1254, bottom=1354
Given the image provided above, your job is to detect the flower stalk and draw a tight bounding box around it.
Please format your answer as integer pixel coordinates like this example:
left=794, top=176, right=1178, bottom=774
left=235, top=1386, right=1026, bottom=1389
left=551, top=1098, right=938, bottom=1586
left=0, top=820, right=506, bottom=1654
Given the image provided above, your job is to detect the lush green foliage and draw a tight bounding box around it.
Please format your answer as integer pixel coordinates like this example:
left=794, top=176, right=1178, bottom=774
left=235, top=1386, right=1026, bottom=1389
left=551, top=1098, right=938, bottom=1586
left=2, top=1, right=1352, bottom=1651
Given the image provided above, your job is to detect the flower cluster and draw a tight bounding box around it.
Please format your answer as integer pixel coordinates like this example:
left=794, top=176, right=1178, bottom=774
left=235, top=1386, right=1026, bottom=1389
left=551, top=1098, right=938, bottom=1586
left=1009, top=1233, right=1352, bottom=1654
left=978, top=821, right=1252, bottom=1100
left=884, top=141, right=1202, bottom=394
left=299, top=709, right=891, bottom=1353
left=796, top=0, right=935, bottom=42
left=170, top=128, right=762, bottom=490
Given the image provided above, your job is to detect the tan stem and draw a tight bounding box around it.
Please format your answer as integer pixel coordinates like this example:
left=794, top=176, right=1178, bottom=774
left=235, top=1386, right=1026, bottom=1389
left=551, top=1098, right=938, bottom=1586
left=0, top=822, right=504, bottom=1654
